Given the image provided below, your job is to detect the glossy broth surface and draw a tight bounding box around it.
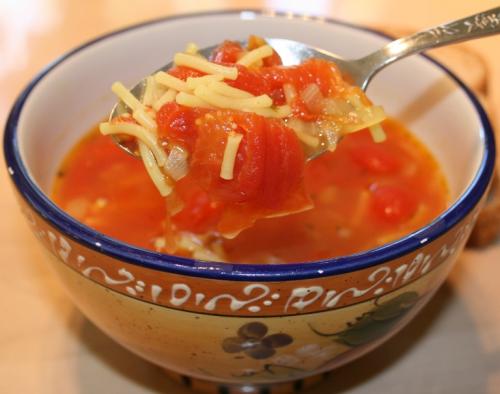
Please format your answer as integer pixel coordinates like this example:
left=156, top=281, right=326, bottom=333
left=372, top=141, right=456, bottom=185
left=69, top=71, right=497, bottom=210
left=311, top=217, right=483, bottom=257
left=52, top=118, right=448, bottom=263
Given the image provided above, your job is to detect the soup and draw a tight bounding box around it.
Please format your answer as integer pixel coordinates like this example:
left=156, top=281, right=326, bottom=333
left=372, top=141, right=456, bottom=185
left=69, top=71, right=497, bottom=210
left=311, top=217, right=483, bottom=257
left=52, top=118, right=448, bottom=263
left=51, top=37, right=449, bottom=263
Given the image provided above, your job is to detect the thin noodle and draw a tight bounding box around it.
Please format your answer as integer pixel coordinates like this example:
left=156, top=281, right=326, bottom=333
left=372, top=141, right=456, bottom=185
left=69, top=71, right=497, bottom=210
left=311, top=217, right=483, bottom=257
left=194, top=85, right=272, bottom=109
left=100, top=122, right=167, bottom=166
left=174, top=53, right=238, bottom=80
left=155, top=71, right=190, bottom=92
left=237, top=45, right=273, bottom=67
left=138, top=141, right=173, bottom=196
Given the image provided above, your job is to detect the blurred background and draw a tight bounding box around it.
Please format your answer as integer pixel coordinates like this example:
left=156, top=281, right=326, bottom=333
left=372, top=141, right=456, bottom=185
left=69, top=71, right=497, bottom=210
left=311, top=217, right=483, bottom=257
left=1, top=1, right=499, bottom=393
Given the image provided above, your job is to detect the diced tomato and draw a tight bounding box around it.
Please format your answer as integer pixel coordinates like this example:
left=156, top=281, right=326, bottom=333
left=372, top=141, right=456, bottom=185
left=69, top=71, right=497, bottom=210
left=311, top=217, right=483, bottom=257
left=189, top=113, right=230, bottom=189
left=259, top=66, right=286, bottom=88
left=156, top=102, right=206, bottom=151
left=168, top=66, right=205, bottom=80
left=307, top=59, right=341, bottom=96
left=210, top=41, right=245, bottom=64
left=192, top=111, right=305, bottom=208
left=229, top=65, right=272, bottom=96
left=279, top=59, right=340, bottom=96
left=349, top=142, right=401, bottom=173
left=343, top=129, right=401, bottom=174
left=166, top=109, right=308, bottom=236
left=259, top=59, right=343, bottom=117
left=259, top=121, right=305, bottom=207
left=217, top=204, right=261, bottom=236
left=370, top=184, right=417, bottom=224
left=191, top=111, right=266, bottom=203
left=214, top=57, right=340, bottom=110
left=172, top=182, right=224, bottom=233
left=225, top=65, right=285, bottom=105
left=222, top=114, right=267, bottom=203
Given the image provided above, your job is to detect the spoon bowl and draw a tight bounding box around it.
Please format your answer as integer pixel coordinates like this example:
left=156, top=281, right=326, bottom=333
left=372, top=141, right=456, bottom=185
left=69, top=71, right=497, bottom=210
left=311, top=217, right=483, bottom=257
left=111, top=6, right=500, bottom=159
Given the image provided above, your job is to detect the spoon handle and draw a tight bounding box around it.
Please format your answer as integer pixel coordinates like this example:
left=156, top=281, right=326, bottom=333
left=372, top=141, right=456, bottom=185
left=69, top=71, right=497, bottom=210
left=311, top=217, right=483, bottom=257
left=357, top=7, right=500, bottom=89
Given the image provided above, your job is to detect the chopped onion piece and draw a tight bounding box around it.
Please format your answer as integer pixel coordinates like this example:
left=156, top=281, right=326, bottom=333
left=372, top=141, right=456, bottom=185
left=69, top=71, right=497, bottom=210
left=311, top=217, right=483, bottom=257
left=343, top=105, right=387, bottom=134
left=153, top=237, right=166, bottom=251
left=177, top=232, right=204, bottom=252
left=322, top=98, right=354, bottom=116
left=285, top=118, right=320, bottom=148
left=175, top=233, right=226, bottom=262
left=300, top=83, right=323, bottom=113
left=316, top=119, right=342, bottom=151
left=164, top=145, right=189, bottom=181
left=165, top=191, right=185, bottom=215
left=283, top=83, right=297, bottom=104
left=323, top=130, right=341, bottom=151
left=193, top=248, right=226, bottom=262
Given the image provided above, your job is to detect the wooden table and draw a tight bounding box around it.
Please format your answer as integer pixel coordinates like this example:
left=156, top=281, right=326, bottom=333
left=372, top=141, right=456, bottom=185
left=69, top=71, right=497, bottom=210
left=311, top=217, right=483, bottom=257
left=1, top=1, right=499, bottom=393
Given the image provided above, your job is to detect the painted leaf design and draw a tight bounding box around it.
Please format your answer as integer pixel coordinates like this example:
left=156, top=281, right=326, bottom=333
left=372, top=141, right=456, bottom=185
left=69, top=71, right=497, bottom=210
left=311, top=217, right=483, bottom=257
left=334, top=292, right=421, bottom=347
left=371, top=291, right=419, bottom=321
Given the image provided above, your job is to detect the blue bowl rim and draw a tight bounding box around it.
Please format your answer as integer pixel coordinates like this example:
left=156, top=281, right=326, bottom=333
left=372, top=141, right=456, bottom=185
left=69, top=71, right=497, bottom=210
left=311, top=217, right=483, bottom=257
left=3, top=9, right=496, bottom=281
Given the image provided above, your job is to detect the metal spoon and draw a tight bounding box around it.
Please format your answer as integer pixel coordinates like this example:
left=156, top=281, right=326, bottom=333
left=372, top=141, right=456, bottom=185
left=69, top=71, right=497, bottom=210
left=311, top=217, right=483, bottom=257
left=111, top=6, right=500, bottom=158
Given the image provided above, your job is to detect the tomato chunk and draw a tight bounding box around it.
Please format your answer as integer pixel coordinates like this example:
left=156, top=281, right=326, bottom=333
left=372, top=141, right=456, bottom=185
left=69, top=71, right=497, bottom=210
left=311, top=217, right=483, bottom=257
left=191, top=111, right=305, bottom=206
left=172, top=182, right=223, bottom=234
left=162, top=109, right=309, bottom=235
left=228, top=65, right=282, bottom=102
left=370, top=184, right=417, bottom=224
left=210, top=41, right=245, bottom=63
left=156, top=102, right=205, bottom=151
left=259, top=120, right=305, bottom=207
left=350, top=140, right=401, bottom=174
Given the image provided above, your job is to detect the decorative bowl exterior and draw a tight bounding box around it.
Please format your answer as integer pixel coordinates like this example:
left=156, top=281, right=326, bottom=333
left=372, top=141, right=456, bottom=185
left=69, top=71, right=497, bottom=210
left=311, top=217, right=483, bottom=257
left=16, top=193, right=482, bottom=391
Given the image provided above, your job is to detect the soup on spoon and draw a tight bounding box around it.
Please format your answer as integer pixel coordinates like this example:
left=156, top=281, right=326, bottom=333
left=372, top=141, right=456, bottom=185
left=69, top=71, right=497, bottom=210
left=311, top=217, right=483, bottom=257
left=99, top=37, right=388, bottom=237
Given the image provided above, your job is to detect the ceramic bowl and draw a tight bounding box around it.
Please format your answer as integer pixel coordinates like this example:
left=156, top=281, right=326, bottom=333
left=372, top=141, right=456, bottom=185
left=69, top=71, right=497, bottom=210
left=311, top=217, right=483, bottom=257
left=3, top=10, right=496, bottom=394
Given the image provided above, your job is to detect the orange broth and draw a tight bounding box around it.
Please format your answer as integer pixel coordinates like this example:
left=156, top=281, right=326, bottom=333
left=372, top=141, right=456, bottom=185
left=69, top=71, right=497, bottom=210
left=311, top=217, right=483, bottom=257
left=52, top=118, right=448, bottom=263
